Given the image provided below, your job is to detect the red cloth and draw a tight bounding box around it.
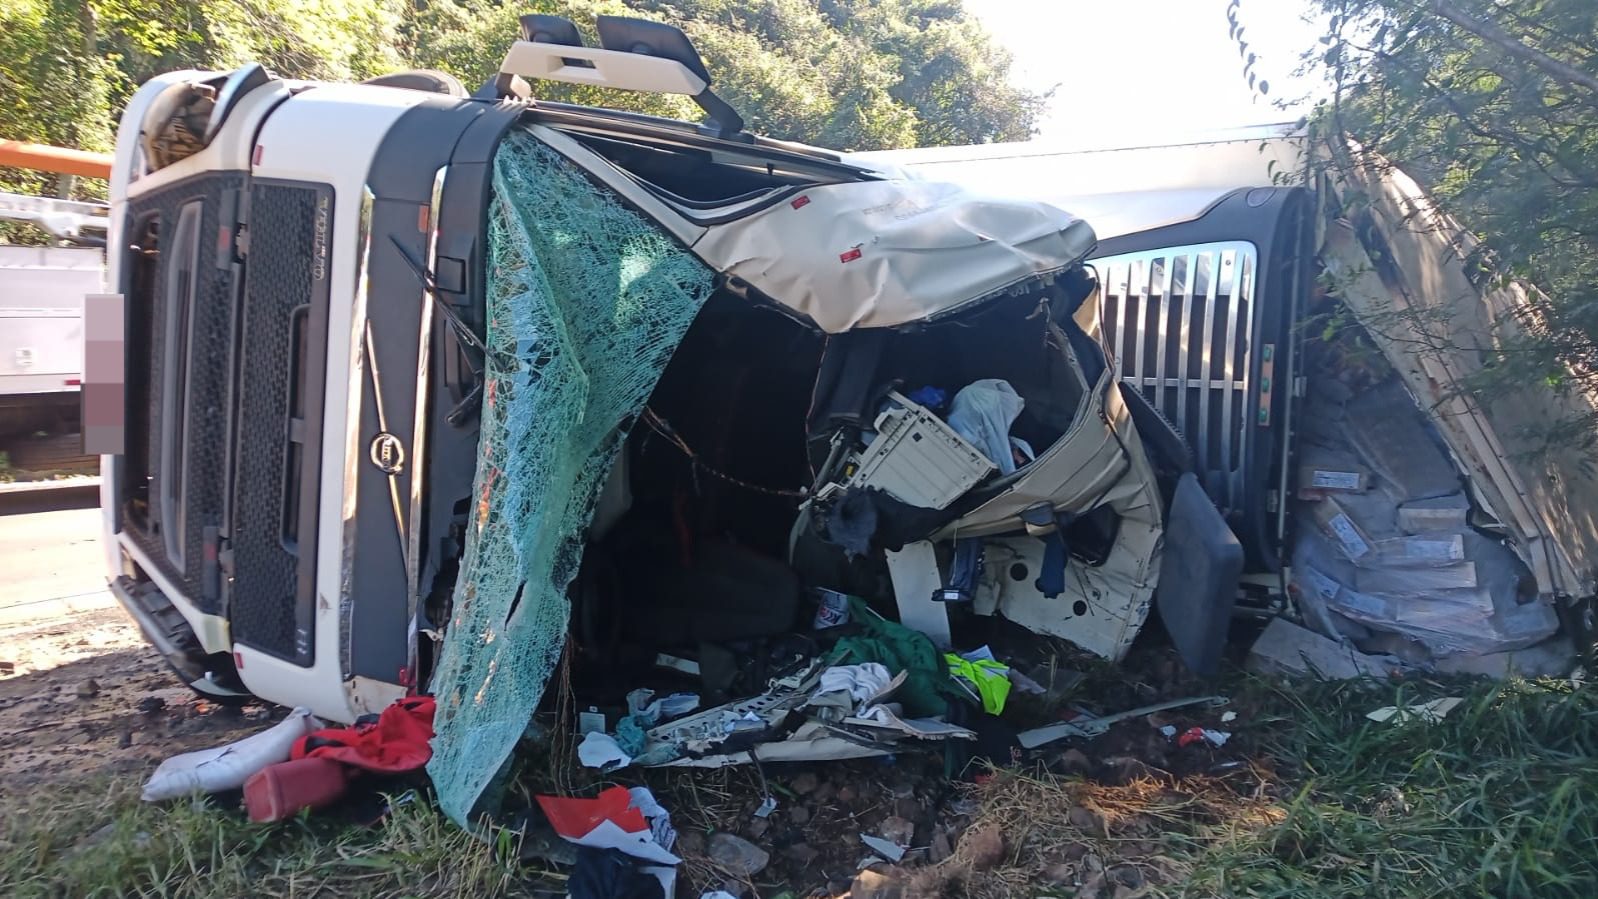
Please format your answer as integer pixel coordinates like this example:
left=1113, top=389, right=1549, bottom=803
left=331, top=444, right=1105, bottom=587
left=292, top=696, right=436, bottom=773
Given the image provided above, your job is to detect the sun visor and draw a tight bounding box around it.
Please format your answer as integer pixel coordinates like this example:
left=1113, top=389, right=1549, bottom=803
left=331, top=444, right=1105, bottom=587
left=692, top=180, right=1097, bottom=333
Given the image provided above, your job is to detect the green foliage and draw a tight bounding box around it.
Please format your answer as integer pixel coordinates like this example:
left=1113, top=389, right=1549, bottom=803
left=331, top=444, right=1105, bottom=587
left=0, top=0, right=1041, bottom=200
left=1300, top=1, right=1598, bottom=449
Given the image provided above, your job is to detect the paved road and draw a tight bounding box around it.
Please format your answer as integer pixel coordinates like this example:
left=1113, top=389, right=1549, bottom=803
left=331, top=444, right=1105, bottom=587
left=0, top=505, right=113, bottom=626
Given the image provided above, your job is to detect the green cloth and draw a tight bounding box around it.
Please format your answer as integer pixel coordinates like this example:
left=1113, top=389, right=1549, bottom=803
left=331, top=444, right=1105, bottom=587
left=829, top=597, right=954, bottom=718
left=945, top=653, right=1012, bottom=715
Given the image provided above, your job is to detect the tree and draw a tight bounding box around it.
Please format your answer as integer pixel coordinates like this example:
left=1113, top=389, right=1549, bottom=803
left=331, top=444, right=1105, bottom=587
left=1295, top=0, right=1598, bottom=453
left=1, top=0, right=1043, bottom=204
left=405, top=0, right=1040, bottom=150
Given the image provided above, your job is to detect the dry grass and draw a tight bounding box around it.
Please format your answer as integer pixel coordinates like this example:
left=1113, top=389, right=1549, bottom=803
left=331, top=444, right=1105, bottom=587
left=910, top=765, right=1285, bottom=898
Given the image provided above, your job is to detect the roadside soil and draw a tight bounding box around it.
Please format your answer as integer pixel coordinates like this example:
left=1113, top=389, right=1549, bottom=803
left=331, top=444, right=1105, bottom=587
left=0, top=605, right=269, bottom=794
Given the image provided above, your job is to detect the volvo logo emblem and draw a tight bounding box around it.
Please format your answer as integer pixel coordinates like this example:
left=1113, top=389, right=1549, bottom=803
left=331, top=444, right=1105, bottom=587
left=369, top=432, right=405, bottom=474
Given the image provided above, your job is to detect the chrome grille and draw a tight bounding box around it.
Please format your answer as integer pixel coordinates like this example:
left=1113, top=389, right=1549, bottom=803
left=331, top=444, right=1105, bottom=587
left=1095, top=242, right=1257, bottom=510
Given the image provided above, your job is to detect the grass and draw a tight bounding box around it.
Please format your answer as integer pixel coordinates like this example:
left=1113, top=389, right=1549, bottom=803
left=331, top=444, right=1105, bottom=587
left=932, top=674, right=1598, bottom=898
left=2, top=674, right=1595, bottom=897
left=0, top=779, right=547, bottom=898
left=1182, top=676, right=1598, bottom=898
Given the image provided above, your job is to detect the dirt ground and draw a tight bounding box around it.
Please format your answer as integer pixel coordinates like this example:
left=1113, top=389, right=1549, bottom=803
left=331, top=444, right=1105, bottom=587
left=0, top=604, right=269, bottom=793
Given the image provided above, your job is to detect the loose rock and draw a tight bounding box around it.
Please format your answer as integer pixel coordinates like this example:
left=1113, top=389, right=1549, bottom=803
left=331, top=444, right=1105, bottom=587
left=1058, top=748, right=1092, bottom=775
left=706, top=832, right=770, bottom=878
left=783, top=842, right=819, bottom=866
left=790, top=771, right=820, bottom=795
left=957, top=823, right=1005, bottom=870
left=1067, top=805, right=1104, bottom=834
left=877, top=815, right=915, bottom=848
left=76, top=678, right=100, bottom=699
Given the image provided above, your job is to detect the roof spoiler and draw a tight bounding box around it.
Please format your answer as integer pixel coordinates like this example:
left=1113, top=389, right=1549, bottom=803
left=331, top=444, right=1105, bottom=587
left=488, top=14, right=745, bottom=139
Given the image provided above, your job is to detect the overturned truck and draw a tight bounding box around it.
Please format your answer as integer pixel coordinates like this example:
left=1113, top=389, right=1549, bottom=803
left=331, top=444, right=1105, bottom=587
left=97, top=17, right=1593, bottom=824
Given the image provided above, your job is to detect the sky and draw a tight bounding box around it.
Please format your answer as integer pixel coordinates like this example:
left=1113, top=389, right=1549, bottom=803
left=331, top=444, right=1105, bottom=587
left=962, top=0, right=1329, bottom=142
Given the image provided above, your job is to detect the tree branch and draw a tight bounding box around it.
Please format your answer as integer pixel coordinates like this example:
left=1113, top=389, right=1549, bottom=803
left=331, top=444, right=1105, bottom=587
left=1429, top=0, right=1598, bottom=96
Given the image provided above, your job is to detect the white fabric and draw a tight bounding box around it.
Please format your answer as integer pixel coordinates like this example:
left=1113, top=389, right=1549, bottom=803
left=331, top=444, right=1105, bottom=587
left=577, top=731, right=632, bottom=770
left=815, top=662, right=893, bottom=707
left=625, top=689, right=700, bottom=725
left=692, top=179, right=1096, bottom=333
left=947, top=379, right=1026, bottom=474
left=141, top=707, right=318, bottom=801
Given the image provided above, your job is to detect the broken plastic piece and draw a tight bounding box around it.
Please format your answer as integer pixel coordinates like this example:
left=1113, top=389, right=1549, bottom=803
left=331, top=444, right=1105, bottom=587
left=860, top=833, right=907, bottom=863
left=1176, top=727, right=1230, bottom=748
left=1017, top=695, right=1228, bottom=749
left=1366, top=697, right=1463, bottom=725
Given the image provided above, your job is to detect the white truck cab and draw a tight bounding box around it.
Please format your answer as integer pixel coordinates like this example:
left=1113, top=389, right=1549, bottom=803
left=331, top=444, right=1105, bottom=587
left=99, top=15, right=1231, bottom=725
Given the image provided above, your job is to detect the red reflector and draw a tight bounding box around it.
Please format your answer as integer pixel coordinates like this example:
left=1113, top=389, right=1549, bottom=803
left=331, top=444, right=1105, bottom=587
left=216, top=225, right=230, bottom=255
left=417, top=206, right=430, bottom=233
left=791, top=195, right=811, bottom=210
left=399, top=667, right=413, bottom=689
left=839, top=247, right=862, bottom=263
left=234, top=651, right=245, bottom=669
left=64, top=378, right=81, bottom=386
left=252, top=145, right=263, bottom=166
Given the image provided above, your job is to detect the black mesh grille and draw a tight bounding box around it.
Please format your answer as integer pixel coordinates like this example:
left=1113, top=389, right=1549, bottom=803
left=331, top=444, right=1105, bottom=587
left=229, top=183, right=325, bottom=660
left=122, top=174, right=244, bottom=615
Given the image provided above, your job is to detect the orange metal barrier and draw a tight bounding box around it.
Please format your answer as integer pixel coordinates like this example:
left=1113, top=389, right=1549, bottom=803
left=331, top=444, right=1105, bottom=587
left=0, top=140, right=113, bottom=179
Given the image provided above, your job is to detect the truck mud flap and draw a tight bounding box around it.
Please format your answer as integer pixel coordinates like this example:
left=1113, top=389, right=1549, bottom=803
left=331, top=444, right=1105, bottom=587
left=1154, top=473, right=1243, bottom=675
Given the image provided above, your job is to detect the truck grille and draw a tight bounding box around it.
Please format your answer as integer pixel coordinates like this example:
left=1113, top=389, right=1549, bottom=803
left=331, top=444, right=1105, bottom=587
left=122, top=174, right=245, bottom=615
left=227, top=182, right=328, bottom=663
left=1096, top=242, right=1257, bottom=512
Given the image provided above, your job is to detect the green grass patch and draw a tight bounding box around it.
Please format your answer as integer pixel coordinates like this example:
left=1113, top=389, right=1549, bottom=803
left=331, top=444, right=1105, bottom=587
left=0, top=778, right=545, bottom=898
left=1182, top=676, right=1598, bottom=898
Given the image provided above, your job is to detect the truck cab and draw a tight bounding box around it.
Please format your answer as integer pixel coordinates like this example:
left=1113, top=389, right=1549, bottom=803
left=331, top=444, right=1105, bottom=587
left=100, top=16, right=1220, bottom=726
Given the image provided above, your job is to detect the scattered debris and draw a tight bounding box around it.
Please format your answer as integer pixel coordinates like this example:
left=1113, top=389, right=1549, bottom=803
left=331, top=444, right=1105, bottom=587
left=578, top=731, right=633, bottom=771
left=860, top=833, right=907, bottom=863
left=76, top=678, right=99, bottom=699
left=1017, top=695, right=1228, bottom=749
left=1367, top=697, right=1464, bottom=725
left=538, top=786, right=679, bottom=894
left=1176, top=727, right=1230, bottom=748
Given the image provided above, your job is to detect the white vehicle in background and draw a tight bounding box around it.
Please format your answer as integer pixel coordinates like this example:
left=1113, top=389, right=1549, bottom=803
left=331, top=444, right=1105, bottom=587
left=0, top=191, right=105, bottom=441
